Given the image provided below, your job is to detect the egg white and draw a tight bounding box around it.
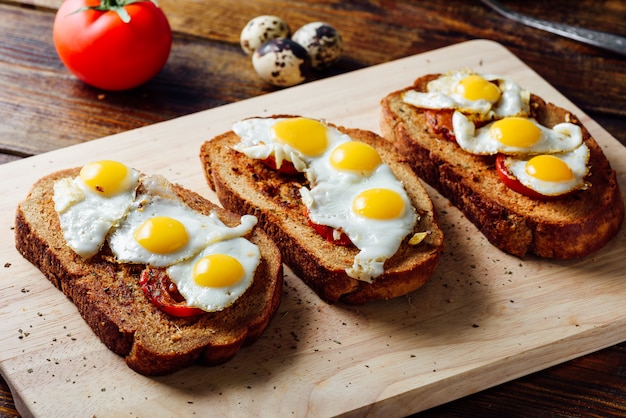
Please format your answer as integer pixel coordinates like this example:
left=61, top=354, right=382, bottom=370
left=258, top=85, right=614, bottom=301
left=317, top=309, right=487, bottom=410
left=53, top=166, right=261, bottom=313
left=402, top=70, right=530, bottom=120
left=453, top=112, right=583, bottom=155
left=301, top=162, right=417, bottom=283
left=232, top=117, right=351, bottom=172
left=108, top=189, right=258, bottom=267
left=505, top=143, right=590, bottom=196
left=233, top=117, right=419, bottom=282
left=53, top=168, right=139, bottom=258
left=166, top=237, right=260, bottom=312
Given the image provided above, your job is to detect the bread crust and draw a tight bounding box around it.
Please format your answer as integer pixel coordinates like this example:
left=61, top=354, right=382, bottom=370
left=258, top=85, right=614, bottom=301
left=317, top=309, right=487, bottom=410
left=14, top=168, right=283, bottom=375
left=380, top=74, right=624, bottom=258
left=200, top=116, right=444, bottom=304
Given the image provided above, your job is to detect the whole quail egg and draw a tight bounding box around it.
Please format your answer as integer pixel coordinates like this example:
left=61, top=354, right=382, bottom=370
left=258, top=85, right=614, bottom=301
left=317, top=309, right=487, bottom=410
left=252, top=38, right=310, bottom=87
left=292, top=22, right=343, bottom=70
left=240, top=15, right=291, bottom=55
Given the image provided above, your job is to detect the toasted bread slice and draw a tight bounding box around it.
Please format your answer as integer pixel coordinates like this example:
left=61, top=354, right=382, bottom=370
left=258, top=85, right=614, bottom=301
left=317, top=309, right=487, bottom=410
left=380, top=74, right=624, bottom=258
left=15, top=168, right=283, bottom=375
left=200, top=116, right=444, bottom=304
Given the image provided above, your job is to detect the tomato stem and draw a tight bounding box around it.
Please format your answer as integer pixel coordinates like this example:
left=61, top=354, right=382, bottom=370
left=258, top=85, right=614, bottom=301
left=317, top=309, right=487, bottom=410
left=73, top=0, right=160, bottom=23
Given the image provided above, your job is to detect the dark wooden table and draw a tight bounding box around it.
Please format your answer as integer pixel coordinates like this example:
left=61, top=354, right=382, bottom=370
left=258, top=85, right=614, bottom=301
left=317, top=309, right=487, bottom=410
left=2, top=0, right=625, bottom=416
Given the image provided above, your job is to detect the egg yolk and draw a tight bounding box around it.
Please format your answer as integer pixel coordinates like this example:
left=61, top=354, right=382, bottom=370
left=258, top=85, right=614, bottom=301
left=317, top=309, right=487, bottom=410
left=525, top=155, right=574, bottom=182
left=490, top=117, right=542, bottom=148
left=455, top=75, right=501, bottom=103
left=134, top=216, right=189, bottom=254
left=352, top=188, right=405, bottom=220
left=80, top=160, right=132, bottom=197
left=193, top=254, right=245, bottom=288
left=329, top=141, right=382, bottom=176
left=272, top=118, right=328, bottom=157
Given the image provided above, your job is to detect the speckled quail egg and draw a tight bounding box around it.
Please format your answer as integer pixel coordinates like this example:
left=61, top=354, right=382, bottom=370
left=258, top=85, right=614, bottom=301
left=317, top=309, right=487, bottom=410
left=292, top=22, right=343, bottom=70
left=240, top=15, right=291, bottom=55
left=252, top=38, right=310, bottom=87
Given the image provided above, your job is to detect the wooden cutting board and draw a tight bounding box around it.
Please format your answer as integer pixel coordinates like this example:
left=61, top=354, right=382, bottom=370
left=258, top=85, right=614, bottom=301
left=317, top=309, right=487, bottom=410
left=1, top=40, right=625, bottom=417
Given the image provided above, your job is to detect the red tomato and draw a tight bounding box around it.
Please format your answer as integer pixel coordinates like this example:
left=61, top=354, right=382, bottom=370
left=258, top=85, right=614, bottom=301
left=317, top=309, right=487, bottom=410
left=261, top=155, right=300, bottom=175
left=309, top=221, right=354, bottom=246
left=495, top=154, right=559, bottom=200
left=304, top=210, right=353, bottom=246
left=53, top=0, right=172, bottom=91
left=424, top=109, right=456, bottom=142
left=139, top=267, right=205, bottom=317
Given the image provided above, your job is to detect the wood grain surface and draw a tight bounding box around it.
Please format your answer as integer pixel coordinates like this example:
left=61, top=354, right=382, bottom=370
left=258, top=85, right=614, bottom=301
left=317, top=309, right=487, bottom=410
left=1, top=0, right=626, bottom=416
left=1, top=0, right=625, bottom=160
left=1, top=40, right=625, bottom=417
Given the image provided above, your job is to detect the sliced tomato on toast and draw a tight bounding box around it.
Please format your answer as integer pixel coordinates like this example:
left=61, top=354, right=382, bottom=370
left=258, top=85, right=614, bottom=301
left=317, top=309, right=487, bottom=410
left=495, top=154, right=565, bottom=200
left=304, top=209, right=354, bottom=246
left=261, top=155, right=300, bottom=175
left=424, top=109, right=456, bottom=142
left=139, top=267, right=205, bottom=317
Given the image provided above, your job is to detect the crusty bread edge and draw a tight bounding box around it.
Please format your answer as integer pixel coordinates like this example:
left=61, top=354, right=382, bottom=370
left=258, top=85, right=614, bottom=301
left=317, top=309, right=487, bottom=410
left=14, top=168, right=283, bottom=375
left=200, top=117, right=445, bottom=304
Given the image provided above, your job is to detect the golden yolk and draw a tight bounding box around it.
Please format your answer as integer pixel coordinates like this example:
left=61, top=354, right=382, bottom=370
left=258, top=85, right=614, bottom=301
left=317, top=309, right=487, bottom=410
left=490, top=117, right=542, bottom=148
left=271, top=118, right=328, bottom=157
left=193, top=254, right=245, bottom=288
left=455, top=75, right=501, bottom=103
left=352, top=188, right=405, bottom=220
left=134, top=216, right=189, bottom=254
left=80, top=160, right=131, bottom=197
left=329, top=141, right=382, bottom=176
left=525, top=155, right=574, bottom=182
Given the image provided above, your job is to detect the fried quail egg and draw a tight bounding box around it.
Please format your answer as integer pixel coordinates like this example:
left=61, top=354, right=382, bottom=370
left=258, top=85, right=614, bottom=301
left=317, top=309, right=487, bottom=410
left=232, top=116, right=351, bottom=172
left=252, top=38, right=310, bottom=87
left=53, top=160, right=139, bottom=258
left=240, top=15, right=291, bottom=56
left=301, top=163, right=417, bottom=283
left=453, top=112, right=583, bottom=155
left=53, top=162, right=262, bottom=313
left=306, top=138, right=417, bottom=283
left=165, top=237, right=260, bottom=312
left=108, top=177, right=258, bottom=267
left=292, top=22, right=343, bottom=70
left=233, top=116, right=418, bottom=282
left=503, top=143, right=590, bottom=196
left=402, top=70, right=530, bottom=121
